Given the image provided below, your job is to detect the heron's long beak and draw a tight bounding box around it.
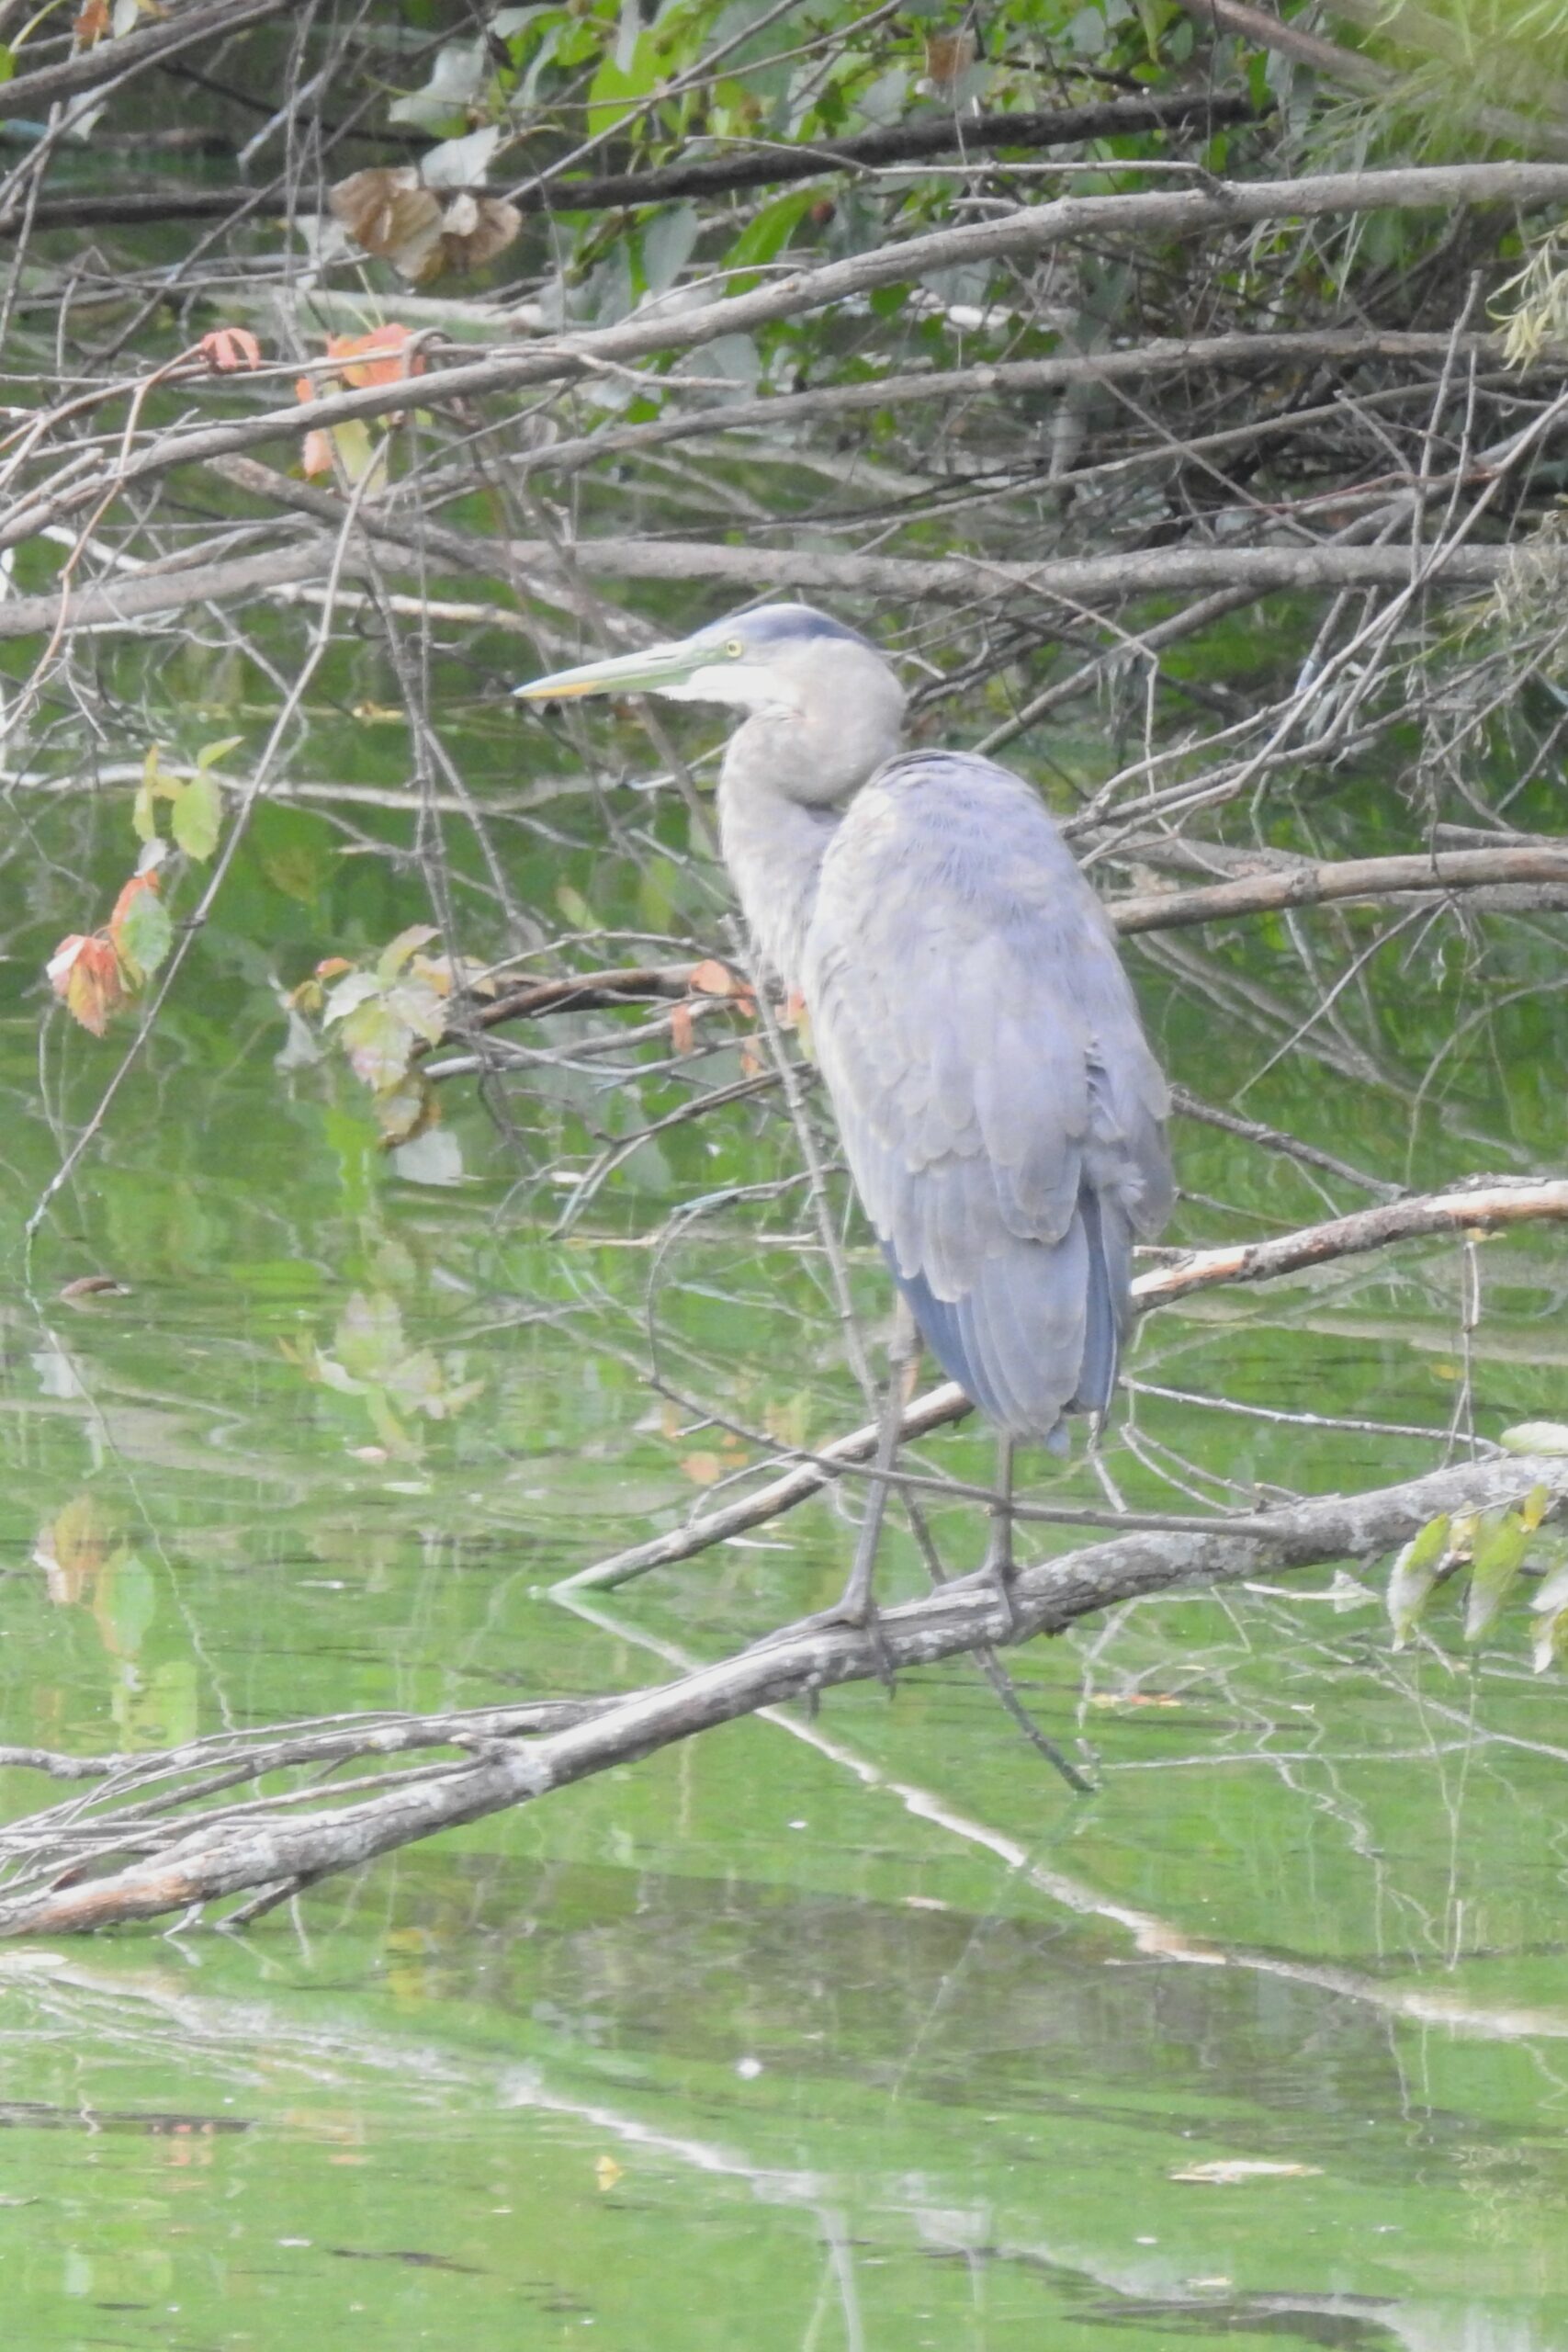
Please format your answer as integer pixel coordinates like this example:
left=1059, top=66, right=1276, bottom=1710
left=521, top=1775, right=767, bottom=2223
left=513, top=637, right=703, bottom=703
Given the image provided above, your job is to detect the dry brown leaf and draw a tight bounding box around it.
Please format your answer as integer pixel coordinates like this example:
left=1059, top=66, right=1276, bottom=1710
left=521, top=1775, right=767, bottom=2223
left=330, top=169, right=444, bottom=277
left=923, top=29, right=977, bottom=94
left=439, top=194, right=522, bottom=276
left=669, top=1002, right=696, bottom=1056
left=329, top=169, right=521, bottom=282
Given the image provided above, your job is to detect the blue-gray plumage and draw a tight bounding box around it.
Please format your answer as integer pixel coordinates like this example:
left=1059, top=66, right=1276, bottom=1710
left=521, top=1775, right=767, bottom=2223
left=517, top=604, right=1173, bottom=1617
left=805, top=749, right=1171, bottom=1442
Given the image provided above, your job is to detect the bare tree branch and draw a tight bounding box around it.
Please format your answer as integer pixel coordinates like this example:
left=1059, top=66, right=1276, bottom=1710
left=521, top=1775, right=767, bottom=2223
left=559, top=1176, right=1568, bottom=1591
left=0, top=0, right=303, bottom=126
left=8, top=158, right=1568, bottom=552
left=2, top=92, right=1264, bottom=235
left=1112, top=846, right=1568, bottom=932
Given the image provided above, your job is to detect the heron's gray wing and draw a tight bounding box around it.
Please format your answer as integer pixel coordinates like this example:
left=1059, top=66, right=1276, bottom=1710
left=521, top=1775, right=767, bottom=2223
left=802, top=752, right=1172, bottom=1440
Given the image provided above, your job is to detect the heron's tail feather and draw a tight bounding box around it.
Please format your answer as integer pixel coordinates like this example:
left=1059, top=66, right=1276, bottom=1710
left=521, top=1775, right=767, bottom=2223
left=1071, top=1185, right=1132, bottom=1419
left=893, top=1178, right=1136, bottom=1442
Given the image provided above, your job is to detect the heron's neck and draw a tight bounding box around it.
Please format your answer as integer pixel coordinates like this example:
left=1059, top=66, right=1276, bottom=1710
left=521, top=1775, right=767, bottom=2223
left=715, top=685, right=903, bottom=993
left=716, top=761, right=841, bottom=998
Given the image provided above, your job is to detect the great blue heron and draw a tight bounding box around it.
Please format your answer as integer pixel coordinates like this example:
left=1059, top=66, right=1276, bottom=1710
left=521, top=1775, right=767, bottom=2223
left=517, top=605, right=1173, bottom=1627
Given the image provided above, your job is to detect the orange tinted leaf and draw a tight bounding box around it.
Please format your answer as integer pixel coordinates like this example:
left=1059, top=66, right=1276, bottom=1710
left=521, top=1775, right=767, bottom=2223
left=60, top=1274, right=130, bottom=1300
left=325, top=323, right=426, bottom=389
left=681, top=1452, right=724, bottom=1486
left=689, top=958, right=740, bottom=997
left=315, top=956, right=354, bottom=980
left=301, top=426, right=334, bottom=478
left=200, top=326, right=262, bottom=373
left=669, top=1002, right=695, bottom=1055
left=47, top=933, right=128, bottom=1036
left=109, top=870, right=158, bottom=932
left=73, top=0, right=111, bottom=42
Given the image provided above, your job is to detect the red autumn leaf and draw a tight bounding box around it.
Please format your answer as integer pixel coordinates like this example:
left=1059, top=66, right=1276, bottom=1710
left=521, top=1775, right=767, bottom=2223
left=200, top=327, right=262, bottom=373
left=325, top=324, right=426, bottom=390
left=47, top=933, right=128, bottom=1037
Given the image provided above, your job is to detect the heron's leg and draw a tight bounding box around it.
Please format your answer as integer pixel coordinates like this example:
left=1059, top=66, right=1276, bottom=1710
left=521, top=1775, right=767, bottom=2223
left=979, top=1431, right=1020, bottom=1633
left=834, top=1295, right=919, bottom=1628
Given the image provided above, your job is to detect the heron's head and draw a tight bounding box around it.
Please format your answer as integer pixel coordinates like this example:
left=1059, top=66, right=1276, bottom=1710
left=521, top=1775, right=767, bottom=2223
left=517, top=602, right=902, bottom=719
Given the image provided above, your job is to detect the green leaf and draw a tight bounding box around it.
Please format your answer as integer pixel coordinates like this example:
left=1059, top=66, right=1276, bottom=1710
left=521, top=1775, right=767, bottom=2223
left=383, top=974, right=448, bottom=1047
left=118, top=886, right=174, bottom=982
left=1499, top=1421, right=1568, bottom=1455
left=195, top=735, right=243, bottom=772
left=171, top=771, right=222, bottom=861
left=374, top=1073, right=434, bottom=1142
left=132, top=742, right=168, bottom=843
left=587, top=30, right=660, bottom=136
left=726, top=187, right=814, bottom=272
left=1530, top=1557, right=1568, bottom=1672
left=339, top=997, right=417, bottom=1090
left=643, top=200, right=700, bottom=294
left=377, top=923, right=439, bottom=982
left=1387, top=1512, right=1451, bottom=1648
left=100, top=1550, right=157, bottom=1661
left=335, top=1290, right=406, bottom=1382
left=1464, top=1510, right=1533, bottom=1642
left=322, top=970, right=383, bottom=1025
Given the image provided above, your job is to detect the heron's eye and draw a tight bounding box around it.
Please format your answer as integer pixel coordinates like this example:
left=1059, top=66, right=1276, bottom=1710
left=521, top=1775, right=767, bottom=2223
left=724, top=637, right=744, bottom=660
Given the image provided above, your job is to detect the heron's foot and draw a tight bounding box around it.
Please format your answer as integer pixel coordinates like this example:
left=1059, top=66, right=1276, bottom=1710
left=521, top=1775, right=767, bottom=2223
left=947, top=1545, right=1021, bottom=1640
left=744, top=1587, right=896, bottom=1687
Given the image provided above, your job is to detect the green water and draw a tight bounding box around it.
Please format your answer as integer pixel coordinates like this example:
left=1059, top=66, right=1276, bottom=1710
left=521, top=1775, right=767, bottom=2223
left=0, top=678, right=1564, bottom=2352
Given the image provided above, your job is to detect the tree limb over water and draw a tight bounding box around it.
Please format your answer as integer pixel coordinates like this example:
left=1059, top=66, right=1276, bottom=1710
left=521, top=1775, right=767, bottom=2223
left=2, top=1182, right=1565, bottom=1936
left=0, top=1445, right=1562, bottom=1939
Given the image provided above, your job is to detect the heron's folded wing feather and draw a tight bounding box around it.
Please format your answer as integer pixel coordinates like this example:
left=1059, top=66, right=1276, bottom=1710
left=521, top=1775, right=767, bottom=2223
left=804, top=752, right=1171, bottom=1297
